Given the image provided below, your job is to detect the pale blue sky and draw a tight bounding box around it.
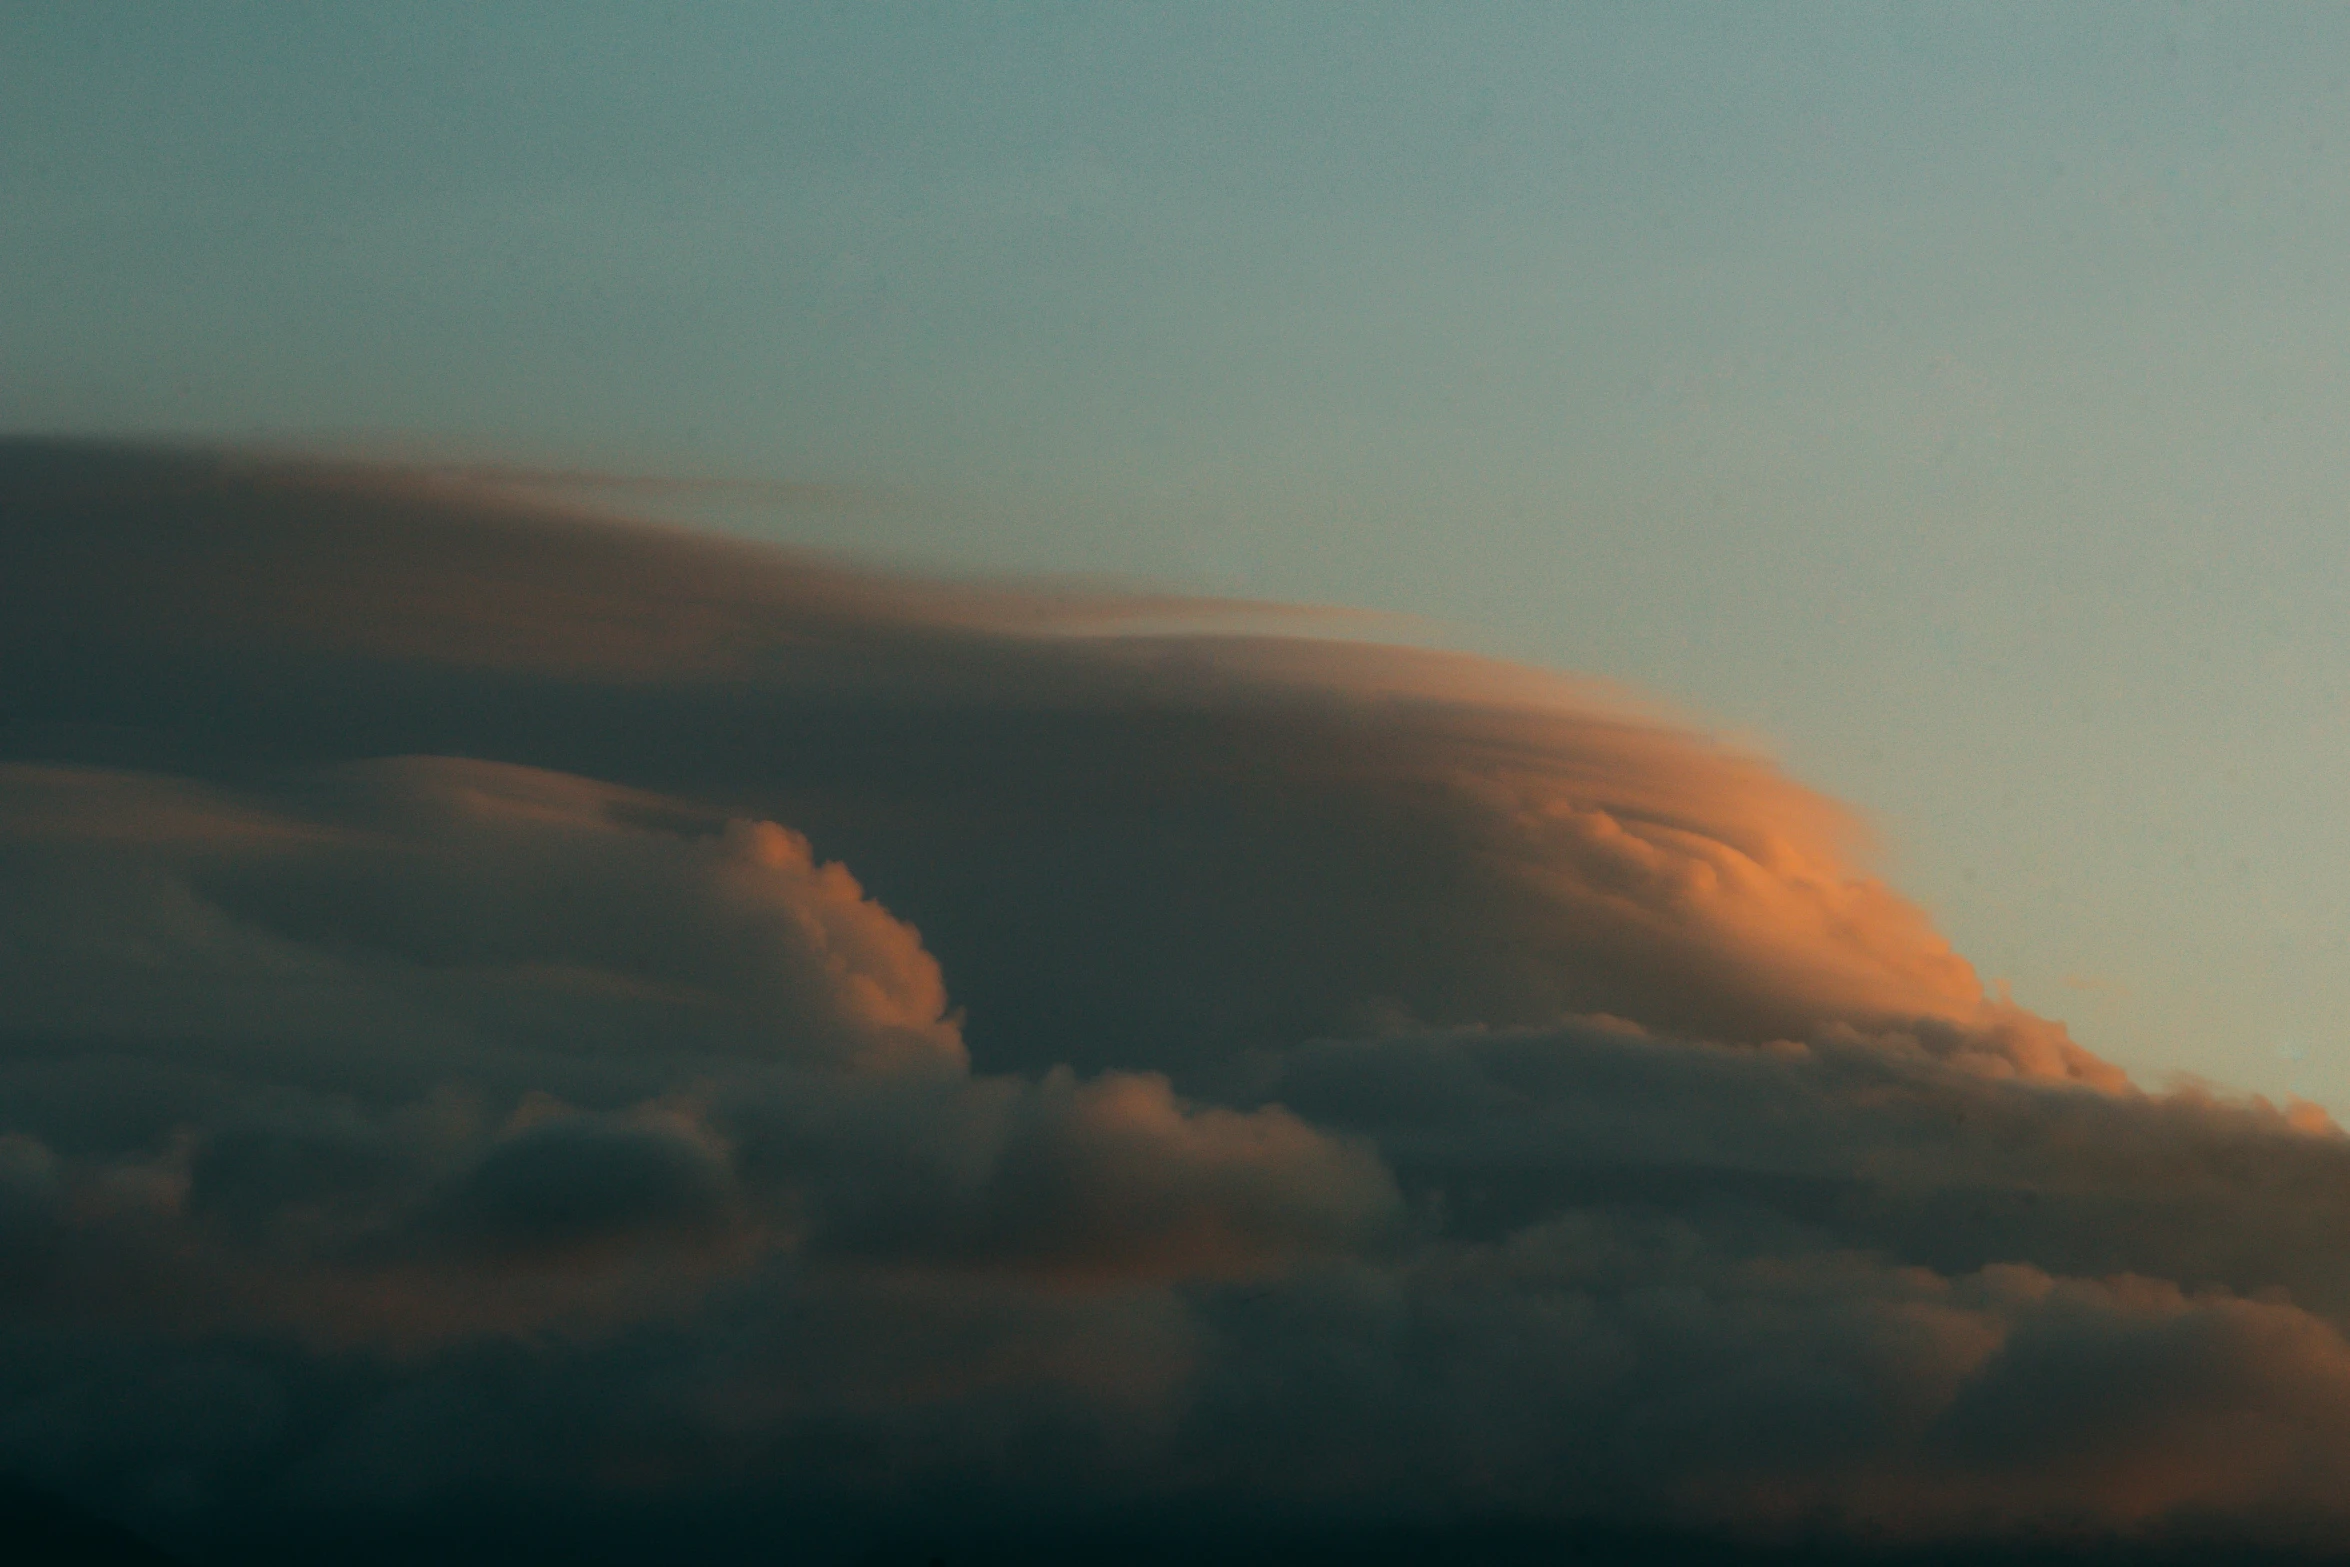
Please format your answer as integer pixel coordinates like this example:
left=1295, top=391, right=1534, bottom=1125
left=9, top=2, right=2350, bottom=1105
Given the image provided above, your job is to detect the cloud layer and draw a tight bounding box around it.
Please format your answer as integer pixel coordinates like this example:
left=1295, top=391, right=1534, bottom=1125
left=0, top=439, right=2341, bottom=1564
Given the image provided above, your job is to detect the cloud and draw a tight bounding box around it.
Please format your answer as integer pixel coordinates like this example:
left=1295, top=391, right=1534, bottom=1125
left=0, top=439, right=2115, bottom=1090
left=423, top=1108, right=742, bottom=1264
left=0, top=751, right=1390, bottom=1356
left=0, top=437, right=2342, bottom=1563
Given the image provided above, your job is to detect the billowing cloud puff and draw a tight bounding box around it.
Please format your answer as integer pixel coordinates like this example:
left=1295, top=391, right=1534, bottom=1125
left=0, top=756, right=964, bottom=1077
left=0, top=439, right=2339, bottom=1564
left=0, top=754, right=1391, bottom=1359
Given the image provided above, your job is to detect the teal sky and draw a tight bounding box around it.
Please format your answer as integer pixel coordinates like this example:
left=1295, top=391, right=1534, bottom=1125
left=9, top=2, right=2350, bottom=1107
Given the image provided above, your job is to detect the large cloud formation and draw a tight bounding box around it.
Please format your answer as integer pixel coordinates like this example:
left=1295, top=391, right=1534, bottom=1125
left=0, top=439, right=2345, bottom=1564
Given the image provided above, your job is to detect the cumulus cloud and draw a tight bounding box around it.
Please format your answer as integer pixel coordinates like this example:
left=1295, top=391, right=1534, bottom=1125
left=0, top=438, right=2340, bottom=1564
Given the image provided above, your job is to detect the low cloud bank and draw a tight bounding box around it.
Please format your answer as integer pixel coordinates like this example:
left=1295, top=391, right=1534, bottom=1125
left=0, top=440, right=2339, bottom=1563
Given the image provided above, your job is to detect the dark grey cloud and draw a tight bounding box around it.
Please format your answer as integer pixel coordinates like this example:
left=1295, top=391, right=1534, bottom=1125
left=0, top=438, right=2344, bottom=1565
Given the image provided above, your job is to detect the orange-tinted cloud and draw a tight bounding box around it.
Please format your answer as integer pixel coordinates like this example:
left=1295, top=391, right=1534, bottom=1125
left=0, top=437, right=2340, bottom=1564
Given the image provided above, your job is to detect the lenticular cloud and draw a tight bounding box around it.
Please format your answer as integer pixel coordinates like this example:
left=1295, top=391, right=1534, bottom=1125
left=0, top=439, right=2344, bottom=1564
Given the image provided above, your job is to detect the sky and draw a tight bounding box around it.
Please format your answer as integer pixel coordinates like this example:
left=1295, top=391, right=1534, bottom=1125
left=11, top=6, right=2350, bottom=1562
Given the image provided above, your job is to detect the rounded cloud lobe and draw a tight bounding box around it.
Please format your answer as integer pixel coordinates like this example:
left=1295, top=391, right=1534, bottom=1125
left=0, top=440, right=2340, bottom=1562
